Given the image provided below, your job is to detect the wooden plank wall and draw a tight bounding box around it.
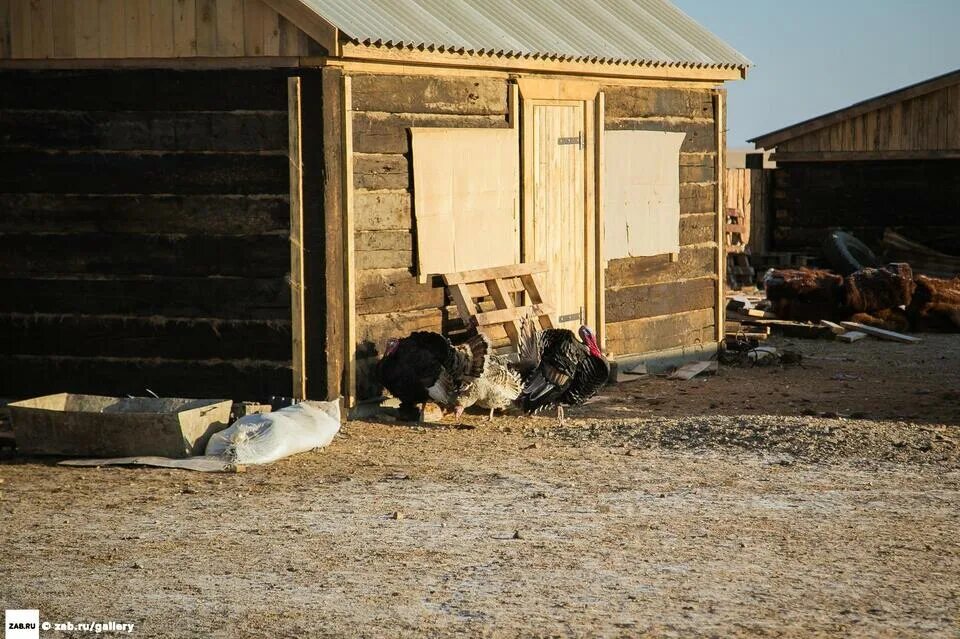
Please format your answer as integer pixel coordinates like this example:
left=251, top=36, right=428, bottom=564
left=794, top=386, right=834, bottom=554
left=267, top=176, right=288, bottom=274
left=602, top=85, right=719, bottom=357
left=0, top=0, right=315, bottom=59
left=349, top=73, right=511, bottom=399
left=0, top=68, right=296, bottom=399
left=724, top=167, right=772, bottom=254
left=771, top=159, right=960, bottom=254
left=778, top=83, right=960, bottom=153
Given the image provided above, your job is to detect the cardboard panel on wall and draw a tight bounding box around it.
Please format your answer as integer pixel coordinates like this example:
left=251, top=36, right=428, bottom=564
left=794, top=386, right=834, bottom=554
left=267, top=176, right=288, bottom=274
left=603, top=130, right=686, bottom=259
left=411, top=128, right=520, bottom=278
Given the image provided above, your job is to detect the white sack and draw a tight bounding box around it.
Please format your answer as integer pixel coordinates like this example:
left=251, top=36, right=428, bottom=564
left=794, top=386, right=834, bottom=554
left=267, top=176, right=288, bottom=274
left=205, top=400, right=341, bottom=465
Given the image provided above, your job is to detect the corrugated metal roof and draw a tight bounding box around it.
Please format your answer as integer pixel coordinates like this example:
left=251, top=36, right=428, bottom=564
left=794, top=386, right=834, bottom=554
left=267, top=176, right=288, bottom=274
left=300, top=0, right=751, bottom=68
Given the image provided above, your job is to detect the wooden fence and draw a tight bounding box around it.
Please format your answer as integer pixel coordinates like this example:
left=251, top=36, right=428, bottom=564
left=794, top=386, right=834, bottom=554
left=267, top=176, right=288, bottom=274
left=724, top=167, right=772, bottom=254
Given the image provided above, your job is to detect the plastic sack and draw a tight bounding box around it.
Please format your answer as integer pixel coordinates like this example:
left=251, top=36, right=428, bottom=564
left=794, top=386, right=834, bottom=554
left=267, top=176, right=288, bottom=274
left=205, top=400, right=341, bottom=465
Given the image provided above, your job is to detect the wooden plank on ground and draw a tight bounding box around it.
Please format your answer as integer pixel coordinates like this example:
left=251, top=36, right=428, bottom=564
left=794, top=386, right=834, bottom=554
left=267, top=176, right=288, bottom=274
left=839, top=322, right=921, bottom=343
left=819, top=320, right=846, bottom=335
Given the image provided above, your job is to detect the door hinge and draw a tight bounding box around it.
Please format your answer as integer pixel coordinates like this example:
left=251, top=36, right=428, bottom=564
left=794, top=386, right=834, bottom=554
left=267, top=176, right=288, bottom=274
left=557, top=132, right=583, bottom=149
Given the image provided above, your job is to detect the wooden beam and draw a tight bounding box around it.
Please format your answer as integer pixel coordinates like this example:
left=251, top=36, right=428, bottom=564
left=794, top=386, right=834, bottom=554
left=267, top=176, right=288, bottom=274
left=484, top=278, right=521, bottom=343
left=337, top=43, right=745, bottom=82
left=442, top=261, right=547, bottom=285
left=714, top=90, right=725, bottom=345
left=287, top=76, right=306, bottom=399
left=319, top=67, right=345, bottom=402
left=595, top=90, right=606, bottom=349
left=448, top=283, right=478, bottom=327
left=517, top=77, right=599, bottom=101
left=519, top=274, right=554, bottom=329
left=771, top=150, right=960, bottom=162
left=342, top=73, right=356, bottom=408
left=261, top=0, right=338, bottom=55
left=474, top=303, right=553, bottom=327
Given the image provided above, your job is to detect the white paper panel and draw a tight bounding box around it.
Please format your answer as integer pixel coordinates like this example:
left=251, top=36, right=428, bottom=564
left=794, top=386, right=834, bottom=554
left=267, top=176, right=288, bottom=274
left=411, top=128, right=520, bottom=277
left=603, top=130, right=686, bottom=259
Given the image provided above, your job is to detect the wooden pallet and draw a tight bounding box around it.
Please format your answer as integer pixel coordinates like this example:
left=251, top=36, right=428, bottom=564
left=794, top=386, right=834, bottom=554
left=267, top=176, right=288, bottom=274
left=442, top=262, right=555, bottom=348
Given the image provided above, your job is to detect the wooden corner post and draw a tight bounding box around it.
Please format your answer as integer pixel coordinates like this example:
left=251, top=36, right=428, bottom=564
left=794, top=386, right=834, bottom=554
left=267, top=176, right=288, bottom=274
left=319, top=67, right=345, bottom=402
left=714, top=90, right=726, bottom=344
left=342, top=75, right=356, bottom=408
left=287, top=77, right=307, bottom=399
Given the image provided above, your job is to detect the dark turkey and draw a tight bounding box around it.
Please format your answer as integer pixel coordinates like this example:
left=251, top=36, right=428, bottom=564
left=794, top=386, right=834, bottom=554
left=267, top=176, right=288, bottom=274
left=376, top=330, right=488, bottom=421
left=517, top=323, right=609, bottom=425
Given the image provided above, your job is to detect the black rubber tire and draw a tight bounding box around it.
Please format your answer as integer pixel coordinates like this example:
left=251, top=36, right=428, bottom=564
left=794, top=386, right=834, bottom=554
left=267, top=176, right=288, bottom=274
left=821, top=230, right=881, bottom=275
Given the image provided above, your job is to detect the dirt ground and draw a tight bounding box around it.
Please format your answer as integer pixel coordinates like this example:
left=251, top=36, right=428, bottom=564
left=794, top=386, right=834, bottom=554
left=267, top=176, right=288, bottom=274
left=2, top=334, right=959, bottom=638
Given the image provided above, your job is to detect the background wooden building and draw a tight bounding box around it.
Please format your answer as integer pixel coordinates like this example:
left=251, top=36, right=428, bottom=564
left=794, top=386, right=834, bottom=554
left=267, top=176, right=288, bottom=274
left=0, top=0, right=749, bottom=408
left=750, top=69, right=960, bottom=256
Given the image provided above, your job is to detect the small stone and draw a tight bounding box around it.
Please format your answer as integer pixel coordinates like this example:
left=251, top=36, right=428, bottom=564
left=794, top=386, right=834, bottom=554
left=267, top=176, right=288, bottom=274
left=512, top=529, right=524, bottom=540
left=181, top=486, right=197, bottom=495
left=132, top=562, right=143, bottom=569
left=597, top=505, right=611, bottom=513
left=286, top=566, right=298, bottom=572
left=391, top=511, right=405, bottom=520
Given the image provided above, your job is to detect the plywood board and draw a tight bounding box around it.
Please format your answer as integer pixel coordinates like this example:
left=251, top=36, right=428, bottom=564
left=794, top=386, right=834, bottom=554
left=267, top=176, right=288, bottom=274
left=603, top=130, right=686, bottom=259
left=410, top=127, right=519, bottom=278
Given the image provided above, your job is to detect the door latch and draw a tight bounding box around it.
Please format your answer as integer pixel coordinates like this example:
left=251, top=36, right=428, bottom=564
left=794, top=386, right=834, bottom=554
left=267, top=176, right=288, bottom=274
left=557, top=132, right=583, bottom=149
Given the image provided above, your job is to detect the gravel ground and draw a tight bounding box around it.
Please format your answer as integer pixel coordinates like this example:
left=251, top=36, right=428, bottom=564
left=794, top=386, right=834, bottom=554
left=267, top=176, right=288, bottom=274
left=1, top=334, right=959, bottom=637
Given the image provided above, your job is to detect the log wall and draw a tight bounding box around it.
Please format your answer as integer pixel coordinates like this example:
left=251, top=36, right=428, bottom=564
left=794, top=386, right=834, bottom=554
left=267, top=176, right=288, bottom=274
left=0, top=0, right=318, bottom=60
left=348, top=75, right=722, bottom=398
left=772, top=159, right=960, bottom=255
left=0, top=68, right=297, bottom=399
left=602, top=85, right=719, bottom=357
left=349, top=73, right=511, bottom=399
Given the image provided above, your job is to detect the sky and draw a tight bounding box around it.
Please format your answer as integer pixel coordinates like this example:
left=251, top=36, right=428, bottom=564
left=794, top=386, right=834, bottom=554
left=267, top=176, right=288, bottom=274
left=672, top=0, right=960, bottom=148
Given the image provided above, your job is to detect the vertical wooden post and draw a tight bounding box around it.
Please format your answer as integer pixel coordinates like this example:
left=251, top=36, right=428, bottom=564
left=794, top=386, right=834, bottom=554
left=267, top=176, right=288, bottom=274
left=342, top=74, right=356, bottom=408
left=320, top=67, right=345, bottom=403
left=714, top=90, right=726, bottom=344
left=287, top=77, right=306, bottom=399
left=595, top=90, right=606, bottom=350
left=583, top=96, right=596, bottom=339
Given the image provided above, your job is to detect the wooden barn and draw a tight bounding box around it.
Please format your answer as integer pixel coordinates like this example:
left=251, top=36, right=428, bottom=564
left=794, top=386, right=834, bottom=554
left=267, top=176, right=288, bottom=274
left=750, top=68, right=960, bottom=256
left=0, top=0, right=749, bottom=410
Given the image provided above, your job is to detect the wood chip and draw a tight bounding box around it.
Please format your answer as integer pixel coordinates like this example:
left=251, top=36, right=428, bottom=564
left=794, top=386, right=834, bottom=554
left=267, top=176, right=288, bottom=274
left=837, top=331, right=867, bottom=343
left=668, top=361, right=718, bottom=380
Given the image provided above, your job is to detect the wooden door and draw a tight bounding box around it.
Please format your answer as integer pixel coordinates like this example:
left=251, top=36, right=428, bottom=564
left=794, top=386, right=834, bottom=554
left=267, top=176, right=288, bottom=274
left=531, top=103, right=587, bottom=331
